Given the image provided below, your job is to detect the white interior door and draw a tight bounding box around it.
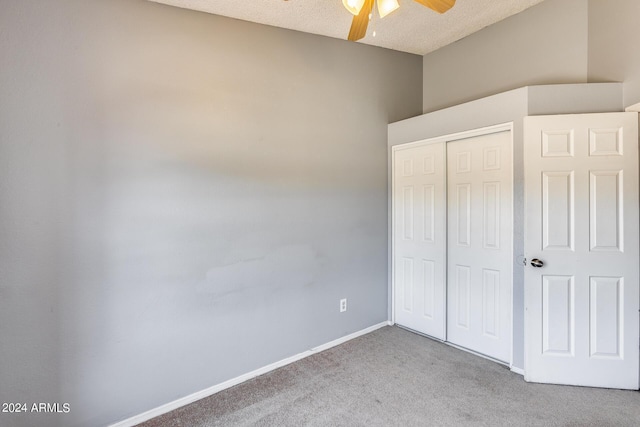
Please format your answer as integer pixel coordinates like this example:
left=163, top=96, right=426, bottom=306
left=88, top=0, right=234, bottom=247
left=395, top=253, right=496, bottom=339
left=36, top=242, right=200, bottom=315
left=524, top=112, right=639, bottom=389
left=393, top=142, right=446, bottom=339
left=446, top=131, right=513, bottom=362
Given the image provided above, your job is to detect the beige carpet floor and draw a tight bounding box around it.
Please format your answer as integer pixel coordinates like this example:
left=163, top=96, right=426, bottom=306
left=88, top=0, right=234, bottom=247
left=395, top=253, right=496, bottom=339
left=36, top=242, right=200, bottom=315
left=140, top=326, right=640, bottom=426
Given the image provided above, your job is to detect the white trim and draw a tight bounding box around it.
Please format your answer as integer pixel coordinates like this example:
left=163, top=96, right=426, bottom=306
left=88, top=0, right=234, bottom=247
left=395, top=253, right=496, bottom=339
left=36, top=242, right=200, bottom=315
left=510, top=366, right=525, bottom=376
left=390, top=148, right=396, bottom=327
left=108, top=321, right=390, bottom=427
left=625, top=102, right=640, bottom=112
left=390, top=122, right=513, bottom=153
left=508, top=127, right=516, bottom=371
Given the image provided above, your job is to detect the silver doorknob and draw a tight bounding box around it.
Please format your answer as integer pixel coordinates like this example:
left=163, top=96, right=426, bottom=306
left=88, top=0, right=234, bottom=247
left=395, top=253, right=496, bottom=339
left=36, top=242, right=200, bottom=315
left=530, top=259, right=544, bottom=268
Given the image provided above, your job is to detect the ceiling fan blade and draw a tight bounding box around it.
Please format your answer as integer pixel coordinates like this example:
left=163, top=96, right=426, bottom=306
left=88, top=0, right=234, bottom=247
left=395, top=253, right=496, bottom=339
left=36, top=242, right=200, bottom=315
left=348, top=0, right=374, bottom=41
left=414, top=0, right=456, bottom=14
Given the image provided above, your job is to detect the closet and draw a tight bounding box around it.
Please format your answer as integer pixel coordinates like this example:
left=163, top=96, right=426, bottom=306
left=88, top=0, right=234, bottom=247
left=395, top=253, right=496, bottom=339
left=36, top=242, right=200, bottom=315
left=392, top=125, right=512, bottom=363
left=389, top=83, right=640, bottom=388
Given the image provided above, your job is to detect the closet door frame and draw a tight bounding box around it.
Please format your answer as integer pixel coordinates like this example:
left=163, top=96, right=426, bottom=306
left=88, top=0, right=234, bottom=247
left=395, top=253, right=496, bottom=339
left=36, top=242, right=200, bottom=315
left=391, top=122, right=515, bottom=366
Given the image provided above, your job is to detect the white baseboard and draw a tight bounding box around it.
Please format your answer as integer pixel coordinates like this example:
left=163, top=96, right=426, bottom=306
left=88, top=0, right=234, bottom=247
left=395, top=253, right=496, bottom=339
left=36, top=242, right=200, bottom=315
left=109, top=321, right=391, bottom=427
left=510, top=366, right=525, bottom=376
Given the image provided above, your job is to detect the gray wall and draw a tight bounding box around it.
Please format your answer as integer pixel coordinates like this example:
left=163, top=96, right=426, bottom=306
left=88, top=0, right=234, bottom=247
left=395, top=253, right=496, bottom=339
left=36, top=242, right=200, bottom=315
left=588, top=0, right=640, bottom=107
left=422, top=0, right=589, bottom=113
left=423, top=0, right=640, bottom=113
left=0, top=1, right=422, bottom=426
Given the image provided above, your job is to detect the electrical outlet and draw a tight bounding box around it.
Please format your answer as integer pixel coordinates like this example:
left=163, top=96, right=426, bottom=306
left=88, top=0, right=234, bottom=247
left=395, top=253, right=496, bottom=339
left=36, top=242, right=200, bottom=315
left=340, top=298, right=347, bottom=313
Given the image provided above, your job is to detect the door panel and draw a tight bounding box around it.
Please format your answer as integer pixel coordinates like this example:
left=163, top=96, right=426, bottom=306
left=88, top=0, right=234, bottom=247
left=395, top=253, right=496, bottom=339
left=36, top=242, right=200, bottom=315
left=422, top=260, right=436, bottom=319
left=393, top=142, right=446, bottom=339
left=542, top=275, right=574, bottom=356
left=482, top=268, right=500, bottom=338
left=446, top=131, right=513, bottom=362
left=455, top=265, right=471, bottom=328
left=524, top=112, right=639, bottom=389
left=542, top=171, right=574, bottom=250
left=589, top=276, right=623, bottom=359
left=589, top=171, right=623, bottom=251
left=483, top=182, right=500, bottom=249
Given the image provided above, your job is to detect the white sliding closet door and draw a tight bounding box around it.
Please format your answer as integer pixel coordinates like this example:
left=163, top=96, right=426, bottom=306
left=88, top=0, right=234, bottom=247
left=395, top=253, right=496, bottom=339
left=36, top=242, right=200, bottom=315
left=446, top=131, right=513, bottom=362
left=393, top=142, right=447, bottom=340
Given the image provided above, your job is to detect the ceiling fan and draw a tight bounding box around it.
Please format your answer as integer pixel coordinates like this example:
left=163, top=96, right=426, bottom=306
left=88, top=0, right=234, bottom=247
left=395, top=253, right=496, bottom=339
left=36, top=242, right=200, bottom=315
left=343, top=0, right=456, bottom=41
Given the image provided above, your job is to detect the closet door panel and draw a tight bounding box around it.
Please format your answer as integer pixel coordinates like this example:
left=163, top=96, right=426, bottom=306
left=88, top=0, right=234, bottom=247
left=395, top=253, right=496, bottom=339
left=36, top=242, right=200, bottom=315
left=447, top=131, right=513, bottom=362
left=393, top=143, right=446, bottom=339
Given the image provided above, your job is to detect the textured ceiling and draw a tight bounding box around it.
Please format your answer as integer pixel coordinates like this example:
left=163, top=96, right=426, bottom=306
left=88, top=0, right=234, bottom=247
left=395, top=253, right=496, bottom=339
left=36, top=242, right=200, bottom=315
left=149, top=0, right=546, bottom=55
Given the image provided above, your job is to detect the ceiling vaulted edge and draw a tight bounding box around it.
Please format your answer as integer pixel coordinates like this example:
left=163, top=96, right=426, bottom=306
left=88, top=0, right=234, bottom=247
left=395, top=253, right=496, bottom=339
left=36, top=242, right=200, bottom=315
left=148, top=0, right=546, bottom=55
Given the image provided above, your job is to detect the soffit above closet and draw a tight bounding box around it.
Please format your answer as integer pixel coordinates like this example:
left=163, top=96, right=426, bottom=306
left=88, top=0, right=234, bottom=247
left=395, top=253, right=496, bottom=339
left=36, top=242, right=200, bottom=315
left=148, top=0, right=546, bottom=55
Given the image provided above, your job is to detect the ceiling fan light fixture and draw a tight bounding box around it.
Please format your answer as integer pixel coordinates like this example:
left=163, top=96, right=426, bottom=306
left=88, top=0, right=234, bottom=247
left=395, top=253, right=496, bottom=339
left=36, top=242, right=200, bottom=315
left=377, top=0, right=399, bottom=18
left=342, top=0, right=366, bottom=15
